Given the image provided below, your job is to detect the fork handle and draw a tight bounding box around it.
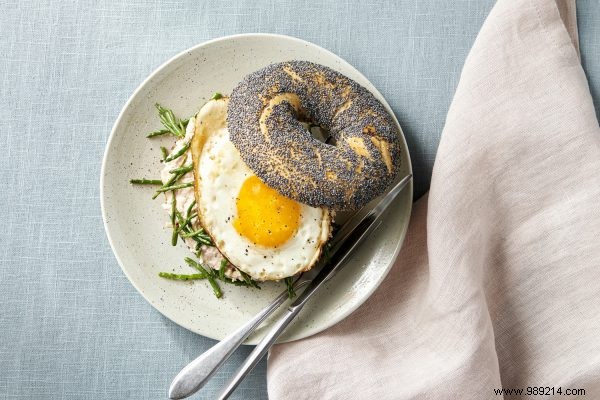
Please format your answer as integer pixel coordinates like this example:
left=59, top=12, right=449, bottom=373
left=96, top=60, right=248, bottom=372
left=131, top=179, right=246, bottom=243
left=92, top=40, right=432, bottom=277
left=168, top=289, right=291, bottom=399
left=216, top=305, right=304, bottom=400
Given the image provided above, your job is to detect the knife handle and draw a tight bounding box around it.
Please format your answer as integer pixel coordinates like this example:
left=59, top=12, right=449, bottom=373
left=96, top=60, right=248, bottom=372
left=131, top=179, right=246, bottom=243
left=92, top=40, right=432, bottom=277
left=216, top=305, right=304, bottom=400
left=168, top=287, right=294, bottom=399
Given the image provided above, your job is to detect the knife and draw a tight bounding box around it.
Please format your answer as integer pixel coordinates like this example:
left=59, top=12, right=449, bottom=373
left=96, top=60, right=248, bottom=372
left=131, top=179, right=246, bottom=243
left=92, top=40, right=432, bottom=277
left=216, top=174, right=412, bottom=399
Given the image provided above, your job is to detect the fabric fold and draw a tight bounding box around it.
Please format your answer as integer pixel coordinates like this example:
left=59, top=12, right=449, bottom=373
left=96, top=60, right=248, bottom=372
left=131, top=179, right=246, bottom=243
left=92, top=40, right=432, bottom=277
left=268, top=0, right=600, bottom=398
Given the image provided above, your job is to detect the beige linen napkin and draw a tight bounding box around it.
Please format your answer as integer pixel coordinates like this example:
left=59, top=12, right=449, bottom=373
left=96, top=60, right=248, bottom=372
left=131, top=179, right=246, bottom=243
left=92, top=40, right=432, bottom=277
left=267, top=0, right=600, bottom=398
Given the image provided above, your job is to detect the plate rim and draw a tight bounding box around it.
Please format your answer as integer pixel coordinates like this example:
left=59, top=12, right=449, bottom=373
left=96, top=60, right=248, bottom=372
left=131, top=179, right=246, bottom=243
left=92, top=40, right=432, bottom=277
left=100, top=32, right=413, bottom=343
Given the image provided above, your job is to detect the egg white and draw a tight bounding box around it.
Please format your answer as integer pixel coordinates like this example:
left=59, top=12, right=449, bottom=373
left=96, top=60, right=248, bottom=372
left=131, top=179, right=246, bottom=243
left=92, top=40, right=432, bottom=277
left=192, top=98, right=331, bottom=281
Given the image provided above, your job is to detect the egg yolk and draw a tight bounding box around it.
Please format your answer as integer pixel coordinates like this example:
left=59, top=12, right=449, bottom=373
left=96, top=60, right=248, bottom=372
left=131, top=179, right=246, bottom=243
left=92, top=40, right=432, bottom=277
left=233, top=175, right=300, bottom=247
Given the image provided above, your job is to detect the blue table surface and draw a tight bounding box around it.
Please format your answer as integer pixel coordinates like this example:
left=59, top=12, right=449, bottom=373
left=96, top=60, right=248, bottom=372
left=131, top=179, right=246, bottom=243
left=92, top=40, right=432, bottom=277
left=1, top=1, right=598, bottom=399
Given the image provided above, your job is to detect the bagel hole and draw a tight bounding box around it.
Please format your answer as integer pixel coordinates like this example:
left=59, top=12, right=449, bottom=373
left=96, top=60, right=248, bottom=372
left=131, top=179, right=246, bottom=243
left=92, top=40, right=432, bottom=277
left=303, top=122, right=336, bottom=146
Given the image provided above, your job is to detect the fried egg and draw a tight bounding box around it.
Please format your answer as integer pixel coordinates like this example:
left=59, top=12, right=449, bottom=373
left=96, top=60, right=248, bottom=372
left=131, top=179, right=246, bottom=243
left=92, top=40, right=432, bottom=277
left=191, top=97, right=331, bottom=281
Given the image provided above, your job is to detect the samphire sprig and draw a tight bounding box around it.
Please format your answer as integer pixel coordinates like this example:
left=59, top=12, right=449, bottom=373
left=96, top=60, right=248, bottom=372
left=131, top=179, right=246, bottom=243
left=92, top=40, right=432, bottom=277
left=171, top=194, right=178, bottom=246
left=185, top=257, right=261, bottom=292
left=129, top=179, right=162, bottom=185
left=284, top=277, right=296, bottom=299
left=158, top=272, right=205, bottom=281
left=183, top=257, right=222, bottom=298
left=151, top=154, right=189, bottom=199
left=172, top=200, right=214, bottom=248
left=164, top=141, right=191, bottom=163
left=151, top=103, right=189, bottom=138
left=158, top=255, right=262, bottom=299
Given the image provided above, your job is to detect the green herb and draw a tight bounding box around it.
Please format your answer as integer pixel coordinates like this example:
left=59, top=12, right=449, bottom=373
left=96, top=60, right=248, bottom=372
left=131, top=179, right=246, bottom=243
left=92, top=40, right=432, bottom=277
left=186, top=199, right=196, bottom=218
left=184, top=257, right=206, bottom=273
left=161, top=257, right=261, bottom=298
left=152, top=156, right=188, bottom=199
left=156, top=182, right=194, bottom=193
left=238, top=269, right=261, bottom=289
left=164, top=141, right=190, bottom=162
left=174, top=210, right=187, bottom=231
left=284, top=277, right=296, bottom=299
left=174, top=210, right=198, bottom=235
left=188, top=222, right=214, bottom=246
left=173, top=204, right=207, bottom=246
left=219, top=271, right=259, bottom=288
left=183, top=231, right=211, bottom=243
left=184, top=257, right=259, bottom=293
left=184, top=257, right=222, bottom=298
left=156, top=173, right=181, bottom=194
left=177, top=218, right=198, bottom=236
left=147, top=129, right=171, bottom=138
left=219, top=259, right=227, bottom=280
left=171, top=195, right=178, bottom=246
left=169, top=164, right=193, bottom=174
left=207, top=276, right=222, bottom=298
left=181, top=228, right=207, bottom=238
left=155, top=103, right=188, bottom=138
left=160, top=146, right=169, bottom=160
left=207, top=259, right=261, bottom=289
left=192, top=235, right=213, bottom=246
left=210, top=92, right=223, bottom=100
left=158, top=272, right=206, bottom=281
left=129, top=179, right=163, bottom=185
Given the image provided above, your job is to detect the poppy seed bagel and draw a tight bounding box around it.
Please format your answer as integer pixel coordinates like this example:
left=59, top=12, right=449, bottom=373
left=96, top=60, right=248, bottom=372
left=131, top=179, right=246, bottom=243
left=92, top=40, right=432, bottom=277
left=227, top=60, right=402, bottom=211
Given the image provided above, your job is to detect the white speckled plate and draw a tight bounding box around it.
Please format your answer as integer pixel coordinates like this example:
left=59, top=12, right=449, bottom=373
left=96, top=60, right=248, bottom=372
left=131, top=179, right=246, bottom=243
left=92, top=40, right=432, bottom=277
left=100, top=34, right=413, bottom=344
